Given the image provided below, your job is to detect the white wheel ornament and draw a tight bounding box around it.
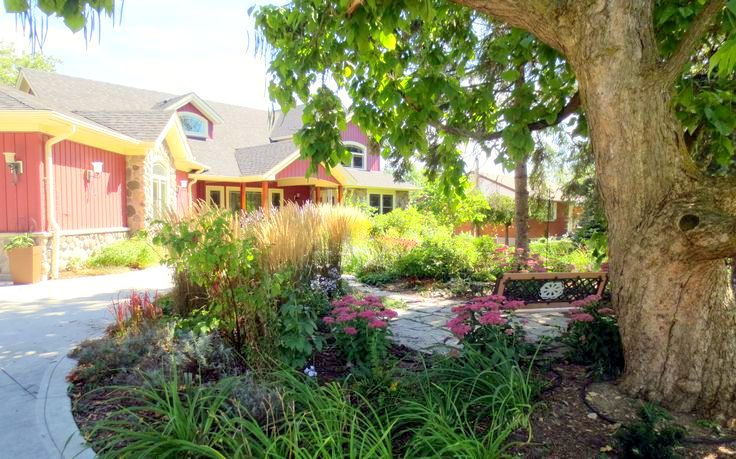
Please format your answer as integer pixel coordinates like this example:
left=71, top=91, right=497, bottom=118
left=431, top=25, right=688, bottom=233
left=539, top=281, right=564, bottom=300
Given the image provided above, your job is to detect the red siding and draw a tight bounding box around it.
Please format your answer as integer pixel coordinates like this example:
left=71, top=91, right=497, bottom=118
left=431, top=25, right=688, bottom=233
left=0, top=132, right=46, bottom=232
left=276, top=159, right=339, bottom=184
left=283, top=185, right=310, bottom=205
left=178, top=102, right=214, bottom=139
left=176, top=170, right=190, bottom=214
left=341, top=121, right=380, bottom=171
left=456, top=202, right=571, bottom=239
left=53, top=140, right=127, bottom=230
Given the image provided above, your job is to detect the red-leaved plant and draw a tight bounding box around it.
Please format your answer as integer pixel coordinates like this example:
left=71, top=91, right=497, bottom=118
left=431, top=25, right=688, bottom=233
left=323, top=295, right=397, bottom=372
left=109, top=291, right=162, bottom=333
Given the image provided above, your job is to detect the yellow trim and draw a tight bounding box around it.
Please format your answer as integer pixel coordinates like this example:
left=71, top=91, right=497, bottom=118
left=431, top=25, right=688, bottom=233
left=0, top=111, right=148, bottom=155
left=205, top=185, right=225, bottom=207
left=189, top=174, right=265, bottom=183
left=269, top=189, right=284, bottom=207
left=276, top=177, right=340, bottom=188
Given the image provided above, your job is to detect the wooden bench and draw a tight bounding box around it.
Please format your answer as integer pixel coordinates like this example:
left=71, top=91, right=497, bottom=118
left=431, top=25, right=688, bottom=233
left=493, top=272, right=608, bottom=309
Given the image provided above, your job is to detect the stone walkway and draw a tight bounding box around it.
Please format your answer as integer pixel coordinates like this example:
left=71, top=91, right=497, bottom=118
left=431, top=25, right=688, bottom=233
left=345, top=276, right=571, bottom=354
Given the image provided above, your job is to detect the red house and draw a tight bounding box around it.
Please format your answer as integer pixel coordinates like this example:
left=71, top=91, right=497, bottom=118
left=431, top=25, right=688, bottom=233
left=458, top=172, right=580, bottom=242
left=0, top=70, right=415, bottom=279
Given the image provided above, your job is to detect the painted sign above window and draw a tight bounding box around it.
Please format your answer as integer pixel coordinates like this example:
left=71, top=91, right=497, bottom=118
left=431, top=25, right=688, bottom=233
left=179, top=112, right=208, bottom=139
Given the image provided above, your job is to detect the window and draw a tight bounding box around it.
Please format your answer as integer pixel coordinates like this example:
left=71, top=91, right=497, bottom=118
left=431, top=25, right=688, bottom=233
left=179, top=112, right=208, bottom=138
left=270, top=190, right=283, bottom=209
left=382, top=194, right=394, bottom=214
left=151, top=162, right=169, bottom=218
left=545, top=202, right=558, bottom=221
left=343, top=143, right=366, bottom=169
left=245, top=191, right=262, bottom=211
left=368, top=192, right=394, bottom=214
left=206, top=186, right=224, bottom=207
left=227, top=188, right=242, bottom=212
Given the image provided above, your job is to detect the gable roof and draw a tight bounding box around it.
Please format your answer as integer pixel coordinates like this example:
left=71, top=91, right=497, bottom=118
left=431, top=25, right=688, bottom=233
left=156, top=92, right=224, bottom=124
left=74, top=111, right=174, bottom=142
left=270, top=105, right=304, bottom=140
left=235, top=140, right=298, bottom=177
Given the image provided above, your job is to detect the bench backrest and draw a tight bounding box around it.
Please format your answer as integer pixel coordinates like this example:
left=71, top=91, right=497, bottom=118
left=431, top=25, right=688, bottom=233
left=494, top=272, right=608, bottom=308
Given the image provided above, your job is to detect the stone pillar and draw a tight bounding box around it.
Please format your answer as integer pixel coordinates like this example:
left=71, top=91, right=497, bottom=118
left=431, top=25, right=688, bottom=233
left=126, top=155, right=147, bottom=232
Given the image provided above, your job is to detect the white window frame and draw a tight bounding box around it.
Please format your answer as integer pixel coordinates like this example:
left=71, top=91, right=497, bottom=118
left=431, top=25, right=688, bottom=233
left=544, top=201, right=558, bottom=221
left=151, top=162, right=170, bottom=218
left=343, top=141, right=367, bottom=170
left=179, top=112, right=209, bottom=138
left=205, top=185, right=225, bottom=208
left=368, top=190, right=395, bottom=214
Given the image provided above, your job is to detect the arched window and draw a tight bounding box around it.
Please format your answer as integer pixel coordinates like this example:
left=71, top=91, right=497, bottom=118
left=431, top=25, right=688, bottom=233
left=179, top=112, right=208, bottom=138
left=151, top=162, right=169, bottom=218
left=343, top=142, right=367, bottom=169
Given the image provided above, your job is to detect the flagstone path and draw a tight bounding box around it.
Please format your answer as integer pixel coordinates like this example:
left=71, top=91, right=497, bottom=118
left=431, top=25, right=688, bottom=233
left=344, top=276, right=571, bottom=354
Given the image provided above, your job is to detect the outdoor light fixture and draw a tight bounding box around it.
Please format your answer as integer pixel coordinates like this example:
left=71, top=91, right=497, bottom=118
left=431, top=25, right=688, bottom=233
left=86, top=161, right=104, bottom=181
left=3, top=151, right=23, bottom=179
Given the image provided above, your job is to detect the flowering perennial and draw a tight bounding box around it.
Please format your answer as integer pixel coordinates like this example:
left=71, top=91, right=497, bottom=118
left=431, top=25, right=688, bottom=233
left=446, top=295, right=524, bottom=348
left=324, top=295, right=397, bottom=371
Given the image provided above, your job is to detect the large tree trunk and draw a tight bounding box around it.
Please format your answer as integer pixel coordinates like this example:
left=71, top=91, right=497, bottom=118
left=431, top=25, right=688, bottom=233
left=457, top=0, right=736, bottom=418
left=566, top=3, right=736, bottom=418
left=514, top=159, right=529, bottom=252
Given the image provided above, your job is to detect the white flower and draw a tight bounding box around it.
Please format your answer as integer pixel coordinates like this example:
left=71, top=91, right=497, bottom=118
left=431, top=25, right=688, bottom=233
left=303, top=365, right=317, bottom=378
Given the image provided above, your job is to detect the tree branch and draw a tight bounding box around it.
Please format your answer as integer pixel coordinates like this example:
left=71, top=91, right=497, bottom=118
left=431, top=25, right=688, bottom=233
left=659, top=0, right=726, bottom=85
left=426, top=91, right=581, bottom=142
left=450, top=0, right=566, bottom=51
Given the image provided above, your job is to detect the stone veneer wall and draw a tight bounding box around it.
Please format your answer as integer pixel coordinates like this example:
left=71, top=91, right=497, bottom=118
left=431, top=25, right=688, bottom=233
left=126, top=142, right=179, bottom=232
left=396, top=191, right=409, bottom=209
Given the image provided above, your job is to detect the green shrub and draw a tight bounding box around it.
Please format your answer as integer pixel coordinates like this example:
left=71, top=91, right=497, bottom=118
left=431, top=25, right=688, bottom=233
left=615, top=404, right=686, bottom=459
left=87, top=237, right=161, bottom=269
left=395, top=235, right=472, bottom=281
left=369, top=206, right=451, bottom=240
left=276, top=287, right=325, bottom=368
left=560, top=295, right=624, bottom=378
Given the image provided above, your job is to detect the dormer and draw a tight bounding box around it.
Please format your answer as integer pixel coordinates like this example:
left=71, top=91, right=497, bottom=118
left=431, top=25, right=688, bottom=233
left=157, top=92, right=223, bottom=140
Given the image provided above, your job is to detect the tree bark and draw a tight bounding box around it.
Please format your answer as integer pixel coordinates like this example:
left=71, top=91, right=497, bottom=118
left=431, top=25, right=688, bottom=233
left=453, top=0, right=736, bottom=418
left=514, top=159, right=529, bottom=252
left=563, top=2, right=736, bottom=418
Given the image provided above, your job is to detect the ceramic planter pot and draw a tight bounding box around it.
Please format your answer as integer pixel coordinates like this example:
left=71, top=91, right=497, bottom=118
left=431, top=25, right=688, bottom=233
left=7, top=246, right=42, bottom=284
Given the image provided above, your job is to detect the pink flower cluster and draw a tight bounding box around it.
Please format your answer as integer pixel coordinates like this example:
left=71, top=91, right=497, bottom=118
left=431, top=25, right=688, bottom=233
left=446, top=295, right=524, bottom=339
left=323, top=295, right=397, bottom=336
left=567, top=294, right=615, bottom=323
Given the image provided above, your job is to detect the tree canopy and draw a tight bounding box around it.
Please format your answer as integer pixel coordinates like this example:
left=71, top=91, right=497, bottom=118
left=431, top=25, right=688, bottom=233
left=0, top=42, right=58, bottom=85
left=253, top=0, right=736, bottom=186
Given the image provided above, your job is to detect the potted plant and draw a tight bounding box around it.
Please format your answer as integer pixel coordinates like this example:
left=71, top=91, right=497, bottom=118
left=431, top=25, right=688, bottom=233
left=4, top=234, right=42, bottom=284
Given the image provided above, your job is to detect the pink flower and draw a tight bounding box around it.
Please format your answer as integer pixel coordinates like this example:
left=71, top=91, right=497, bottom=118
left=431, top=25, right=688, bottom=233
left=382, top=309, right=398, bottom=318
left=368, top=320, right=388, bottom=329
left=569, top=312, right=594, bottom=322
left=504, top=300, right=525, bottom=310
left=336, top=312, right=357, bottom=322
left=323, top=316, right=335, bottom=325
left=495, top=246, right=508, bottom=253
left=584, top=294, right=602, bottom=303
left=449, top=323, right=471, bottom=338
left=598, top=307, right=615, bottom=315
left=343, top=326, right=358, bottom=335
left=504, top=328, right=515, bottom=336
left=478, top=311, right=505, bottom=326
left=358, top=310, right=376, bottom=319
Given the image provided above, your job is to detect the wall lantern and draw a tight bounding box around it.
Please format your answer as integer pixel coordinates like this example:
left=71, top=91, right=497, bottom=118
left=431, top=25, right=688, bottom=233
left=3, top=151, right=23, bottom=178
left=86, top=161, right=104, bottom=181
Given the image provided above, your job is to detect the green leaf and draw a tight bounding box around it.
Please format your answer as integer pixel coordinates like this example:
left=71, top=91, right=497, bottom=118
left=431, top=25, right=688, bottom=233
left=4, top=0, right=29, bottom=13
left=63, top=12, right=86, bottom=32
left=379, top=31, right=397, bottom=51
left=500, top=69, right=520, bottom=82
left=343, top=65, right=353, bottom=79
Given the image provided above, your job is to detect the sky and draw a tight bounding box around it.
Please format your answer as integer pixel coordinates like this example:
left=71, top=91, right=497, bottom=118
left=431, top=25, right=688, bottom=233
left=0, top=0, right=283, bottom=109
left=0, top=0, right=508, bottom=176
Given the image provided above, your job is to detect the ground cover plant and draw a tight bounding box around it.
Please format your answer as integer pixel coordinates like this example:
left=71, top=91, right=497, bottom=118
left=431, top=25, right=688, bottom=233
left=86, top=233, right=162, bottom=270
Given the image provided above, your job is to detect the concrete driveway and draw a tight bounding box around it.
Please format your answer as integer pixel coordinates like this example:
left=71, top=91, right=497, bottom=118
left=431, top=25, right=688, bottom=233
left=0, top=267, right=173, bottom=459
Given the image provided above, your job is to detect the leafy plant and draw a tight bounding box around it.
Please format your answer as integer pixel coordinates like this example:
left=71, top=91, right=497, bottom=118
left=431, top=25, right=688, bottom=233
left=4, top=233, right=34, bottom=250
left=323, top=295, right=397, bottom=373
left=108, top=291, right=162, bottom=334
left=615, top=404, right=686, bottom=459
left=277, top=287, right=325, bottom=368
left=86, top=237, right=161, bottom=269
left=560, top=295, right=624, bottom=378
